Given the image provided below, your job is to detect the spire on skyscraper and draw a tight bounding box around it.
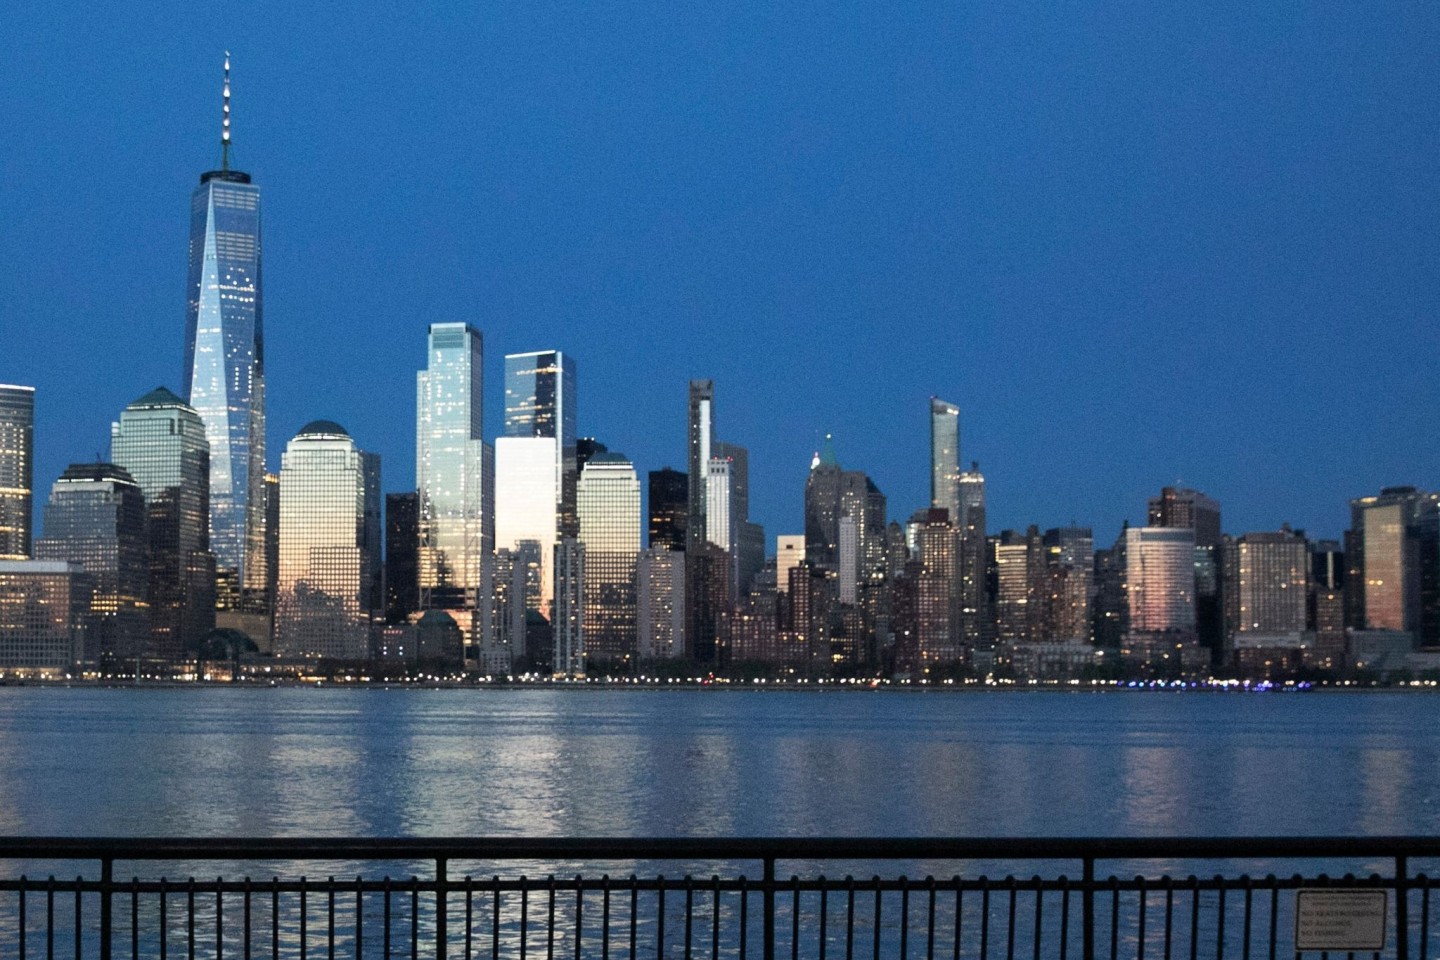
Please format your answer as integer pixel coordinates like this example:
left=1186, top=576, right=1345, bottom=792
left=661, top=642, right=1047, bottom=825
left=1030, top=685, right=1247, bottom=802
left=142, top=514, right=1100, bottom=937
left=221, top=52, right=232, bottom=171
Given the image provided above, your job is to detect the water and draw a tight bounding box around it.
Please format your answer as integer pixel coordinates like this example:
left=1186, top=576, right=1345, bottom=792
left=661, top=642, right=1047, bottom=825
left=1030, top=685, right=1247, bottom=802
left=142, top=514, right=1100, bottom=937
left=0, top=686, right=1436, bottom=839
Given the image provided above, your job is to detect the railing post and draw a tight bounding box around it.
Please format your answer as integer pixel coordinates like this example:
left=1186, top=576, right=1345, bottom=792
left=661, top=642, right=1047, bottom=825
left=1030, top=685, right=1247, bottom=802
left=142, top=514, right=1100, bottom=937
left=1396, top=854, right=1409, bottom=960
left=1082, top=856, right=1095, bottom=960
left=764, top=856, right=776, bottom=960
left=436, top=857, right=448, bottom=960
left=99, top=856, right=113, bottom=960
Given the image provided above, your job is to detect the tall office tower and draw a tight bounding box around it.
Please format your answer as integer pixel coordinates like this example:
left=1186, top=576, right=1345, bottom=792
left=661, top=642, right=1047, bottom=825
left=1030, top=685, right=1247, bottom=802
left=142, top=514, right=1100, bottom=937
left=0, top=560, right=88, bottom=673
left=1346, top=487, right=1439, bottom=643
left=803, top=443, right=880, bottom=571
left=576, top=438, right=608, bottom=472
left=1043, top=526, right=1093, bottom=643
left=705, top=457, right=733, bottom=554
left=183, top=57, right=266, bottom=614
left=929, top=399, right=960, bottom=523
left=957, top=463, right=987, bottom=648
left=838, top=515, right=859, bottom=604
left=1309, top=540, right=1346, bottom=669
left=274, top=422, right=373, bottom=660
left=503, top=351, right=577, bottom=532
left=1117, top=526, right=1198, bottom=653
left=384, top=492, right=419, bottom=624
left=637, top=547, right=686, bottom=659
left=992, top=531, right=1034, bottom=647
left=1221, top=529, right=1309, bottom=654
left=775, top=535, right=805, bottom=595
left=894, top=508, right=960, bottom=670
left=0, top=386, right=35, bottom=560
left=35, top=464, right=150, bottom=662
left=711, top=441, right=765, bottom=595
left=416, top=323, right=493, bottom=616
left=111, top=387, right=216, bottom=656
left=495, top=435, right=560, bottom=613
left=685, top=380, right=716, bottom=659
left=577, top=452, right=641, bottom=663
left=648, top=468, right=688, bottom=550
left=1092, top=542, right=1125, bottom=648
left=552, top=537, right=585, bottom=675
left=1147, top=486, right=1222, bottom=654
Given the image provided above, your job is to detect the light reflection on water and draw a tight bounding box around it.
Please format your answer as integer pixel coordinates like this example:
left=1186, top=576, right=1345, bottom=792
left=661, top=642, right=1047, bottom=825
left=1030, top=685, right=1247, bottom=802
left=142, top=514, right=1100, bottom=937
left=0, top=687, right=1439, bottom=844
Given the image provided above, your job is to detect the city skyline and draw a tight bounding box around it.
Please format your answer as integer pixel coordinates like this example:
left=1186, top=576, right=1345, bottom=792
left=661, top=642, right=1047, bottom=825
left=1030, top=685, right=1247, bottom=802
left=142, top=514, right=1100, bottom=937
left=3, top=4, right=1438, bottom=550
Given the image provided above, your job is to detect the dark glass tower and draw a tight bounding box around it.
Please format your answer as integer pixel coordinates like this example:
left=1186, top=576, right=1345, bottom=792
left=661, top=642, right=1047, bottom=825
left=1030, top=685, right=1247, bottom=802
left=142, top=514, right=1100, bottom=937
left=648, top=467, right=688, bottom=551
left=0, top=385, right=35, bottom=560
left=182, top=55, right=265, bottom=613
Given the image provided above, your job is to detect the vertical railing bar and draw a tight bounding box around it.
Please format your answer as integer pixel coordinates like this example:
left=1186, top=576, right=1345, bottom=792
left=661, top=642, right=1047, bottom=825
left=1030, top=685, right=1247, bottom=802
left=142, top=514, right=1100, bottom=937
left=1215, top=878, right=1226, bottom=960
left=1419, top=877, right=1430, bottom=960
left=302, top=877, right=310, bottom=960
left=737, top=877, right=747, bottom=960
left=1266, top=880, right=1277, bottom=960
left=790, top=876, right=800, bottom=960
left=820, top=879, right=830, bottom=960
left=629, top=878, right=638, bottom=960
left=187, top=877, right=195, bottom=960
left=763, top=860, right=774, bottom=960
left=100, top=857, right=113, bottom=960
left=603, top=874, right=612, bottom=960
left=491, top=877, right=500, bottom=960
left=520, top=876, right=530, bottom=960
left=410, top=878, right=419, bottom=960
left=712, top=875, right=721, bottom=960
left=19, top=875, right=27, bottom=960
left=1163, top=879, right=1173, bottom=960
left=74, top=875, right=83, bottom=960
left=1188, top=878, right=1199, bottom=960
left=243, top=878, right=251, bottom=960
left=131, top=878, right=139, bottom=960
left=49, top=875, right=56, bottom=960
left=980, top=884, right=990, bottom=960
left=873, top=877, right=883, bottom=960
left=436, top=860, right=449, bottom=960
left=547, top=876, right=556, bottom=960
left=1241, top=879, right=1252, bottom=960
left=384, top=877, right=393, bottom=960
left=1060, top=882, right=1070, bottom=960
left=574, top=875, right=584, bottom=960
left=1082, top=859, right=1094, bottom=960
left=271, top=880, right=279, bottom=960
left=1395, top=855, right=1409, bottom=960
left=848, top=877, right=858, bottom=960
left=328, top=877, right=336, bottom=960
left=925, top=878, right=934, bottom=960
left=684, top=875, right=694, bottom=960
left=357, top=877, right=365, bottom=960
left=157, top=878, right=164, bottom=960
left=216, top=877, right=224, bottom=960
left=1032, top=878, right=1043, bottom=960
left=1138, top=881, right=1148, bottom=960
left=1108, top=878, right=1118, bottom=960
left=656, top=875, right=665, bottom=960
left=1006, top=878, right=1016, bottom=960
left=464, top=876, right=474, bottom=960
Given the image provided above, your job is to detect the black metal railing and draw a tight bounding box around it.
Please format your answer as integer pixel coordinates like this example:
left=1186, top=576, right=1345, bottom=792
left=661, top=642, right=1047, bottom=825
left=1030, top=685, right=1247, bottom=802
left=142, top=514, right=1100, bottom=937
left=0, top=836, right=1437, bottom=960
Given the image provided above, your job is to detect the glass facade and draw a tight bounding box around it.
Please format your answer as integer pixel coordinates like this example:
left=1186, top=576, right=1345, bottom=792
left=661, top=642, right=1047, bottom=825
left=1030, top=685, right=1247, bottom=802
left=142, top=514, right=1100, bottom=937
left=1222, top=530, right=1308, bottom=640
left=0, top=560, right=87, bottom=674
left=416, top=323, right=493, bottom=616
left=577, top=452, right=640, bottom=662
left=274, top=422, right=373, bottom=660
left=495, top=436, right=561, bottom=615
left=929, top=398, right=960, bottom=524
left=0, top=385, right=35, bottom=560
left=111, top=386, right=216, bottom=657
left=182, top=165, right=265, bottom=610
left=637, top=547, right=685, bottom=658
left=34, top=464, right=150, bottom=661
left=503, top=351, right=577, bottom=537
left=647, top=467, right=687, bottom=551
left=1121, top=526, right=1197, bottom=637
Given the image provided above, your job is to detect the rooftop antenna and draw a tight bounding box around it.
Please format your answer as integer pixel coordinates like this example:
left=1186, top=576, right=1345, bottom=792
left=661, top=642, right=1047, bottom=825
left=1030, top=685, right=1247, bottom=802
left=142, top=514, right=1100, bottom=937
left=221, top=51, right=232, bottom=171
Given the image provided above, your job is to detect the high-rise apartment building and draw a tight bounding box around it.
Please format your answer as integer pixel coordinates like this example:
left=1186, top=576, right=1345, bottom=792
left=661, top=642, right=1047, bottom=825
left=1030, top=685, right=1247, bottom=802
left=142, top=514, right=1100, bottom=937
left=686, top=381, right=717, bottom=660
left=274, top=421, right=375, bottom=660
left=1221, top=529, right=1309, bottom=653
left=0, top=386, right=35, bottom=561
left=1043, top=526, right=1093, bottom=643
left=1118, top=526, right=1200, bottom=676
left=1309, top=540, right=1346, bottom=669
left=183, top=57, right=266, bottom=613
left=416, top=323, right=493, bottom=624
left=35, top=464, right=150, bottom=662
left=647, top=468, right=687, bottom=551
left=577, top=452, right=641, bottom=663
left=1147, top=486, right=1222, bottom=655
left=637, top=547, right=685, bottom=659
left=775, top=535, right=805, bottom=595
left=894, top=508, right=960, bottom=669
left=552, top=537, right=585, bottom=675
left=111, top=387, right=216, bottom=656
left=957, top=463, right=987, bottom=651
left=929, top=399, right=960, bottom=524
left=1346, top=487, right=1438, bottom=643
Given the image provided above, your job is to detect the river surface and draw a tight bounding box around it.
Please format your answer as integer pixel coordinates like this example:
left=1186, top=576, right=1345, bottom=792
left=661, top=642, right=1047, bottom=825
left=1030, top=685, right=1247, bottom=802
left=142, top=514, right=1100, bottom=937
left=0, top=686, right=1436, bottom=839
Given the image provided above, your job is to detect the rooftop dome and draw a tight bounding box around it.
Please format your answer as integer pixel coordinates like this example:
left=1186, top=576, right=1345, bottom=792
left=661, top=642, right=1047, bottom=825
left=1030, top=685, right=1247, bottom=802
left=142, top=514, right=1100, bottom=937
left=130, top=386, right=188, bottom=409
left=297, top=419, right=349, bottom=438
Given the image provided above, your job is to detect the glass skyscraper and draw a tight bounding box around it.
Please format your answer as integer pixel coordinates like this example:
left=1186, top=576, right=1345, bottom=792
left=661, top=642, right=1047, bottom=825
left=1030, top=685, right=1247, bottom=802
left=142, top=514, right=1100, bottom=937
left=0, top=385, right=35, bottom=560
left=929, top=398, right=960, bottom=524
left=274, top=421, right=374, bottom=660
left=182, top=59, right=265, bottom=612
left=35, top=463, right=150, bottom=661
left=111, top=387, right=216, bottom=657
left=577, top=452, right=641, bottom=662
left=416, top=323, right=493, bottom=621
left=504, top=350, right=577, bottom=535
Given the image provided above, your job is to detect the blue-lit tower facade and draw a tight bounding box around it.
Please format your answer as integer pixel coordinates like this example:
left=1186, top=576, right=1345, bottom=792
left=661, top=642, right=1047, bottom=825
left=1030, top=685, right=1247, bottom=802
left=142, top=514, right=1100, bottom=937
left=182, top=55, right=266, bottom=614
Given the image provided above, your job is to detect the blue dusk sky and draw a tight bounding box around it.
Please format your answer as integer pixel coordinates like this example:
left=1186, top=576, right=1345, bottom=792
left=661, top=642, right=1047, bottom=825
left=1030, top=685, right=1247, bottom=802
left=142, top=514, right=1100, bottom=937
left=1, top=1, right=1436, bottom=545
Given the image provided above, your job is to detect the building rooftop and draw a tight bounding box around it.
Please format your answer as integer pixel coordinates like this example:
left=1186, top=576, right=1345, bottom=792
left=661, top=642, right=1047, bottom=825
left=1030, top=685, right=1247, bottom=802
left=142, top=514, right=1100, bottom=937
left=296, top=420, right=349, bottom=438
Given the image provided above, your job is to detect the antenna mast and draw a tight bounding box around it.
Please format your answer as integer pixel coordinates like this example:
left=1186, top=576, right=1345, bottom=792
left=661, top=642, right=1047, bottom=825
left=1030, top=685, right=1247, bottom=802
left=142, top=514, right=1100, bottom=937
left=221, top=52, right=232, bottom=171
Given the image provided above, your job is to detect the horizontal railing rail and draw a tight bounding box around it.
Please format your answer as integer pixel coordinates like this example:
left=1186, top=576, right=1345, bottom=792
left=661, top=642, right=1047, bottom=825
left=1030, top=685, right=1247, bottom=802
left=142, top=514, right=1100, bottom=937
left=1, top=836, right=1437, bottom=960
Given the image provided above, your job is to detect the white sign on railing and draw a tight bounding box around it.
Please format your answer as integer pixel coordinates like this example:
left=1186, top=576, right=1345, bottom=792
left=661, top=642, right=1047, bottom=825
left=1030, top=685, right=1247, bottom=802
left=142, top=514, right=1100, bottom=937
left=1294, top=889, right=1387, bottom=952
